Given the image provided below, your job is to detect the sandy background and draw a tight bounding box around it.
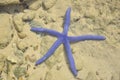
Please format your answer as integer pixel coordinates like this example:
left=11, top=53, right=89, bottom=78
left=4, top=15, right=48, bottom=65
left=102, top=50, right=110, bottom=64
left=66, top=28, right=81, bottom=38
left=0, top=0, right=120, bottom=80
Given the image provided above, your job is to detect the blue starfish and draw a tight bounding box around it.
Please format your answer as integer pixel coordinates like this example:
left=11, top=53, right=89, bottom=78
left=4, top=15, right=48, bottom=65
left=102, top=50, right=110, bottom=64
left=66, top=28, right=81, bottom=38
left=30, top=7, right=106, bottom=76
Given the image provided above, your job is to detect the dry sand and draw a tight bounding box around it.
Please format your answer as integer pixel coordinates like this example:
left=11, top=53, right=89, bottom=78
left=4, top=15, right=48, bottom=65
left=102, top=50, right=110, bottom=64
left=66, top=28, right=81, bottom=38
left=0, top=0, right=120, bottom=80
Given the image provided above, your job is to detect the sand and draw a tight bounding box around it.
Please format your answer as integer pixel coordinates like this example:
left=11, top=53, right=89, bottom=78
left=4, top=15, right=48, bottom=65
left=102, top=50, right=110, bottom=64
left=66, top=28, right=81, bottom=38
left=0, top=0, right=120, bottom=80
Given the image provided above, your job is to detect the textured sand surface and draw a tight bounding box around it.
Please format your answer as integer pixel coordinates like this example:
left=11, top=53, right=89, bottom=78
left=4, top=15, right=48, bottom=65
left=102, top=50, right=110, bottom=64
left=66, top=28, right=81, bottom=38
left=0, top=0, right=120, bottom=80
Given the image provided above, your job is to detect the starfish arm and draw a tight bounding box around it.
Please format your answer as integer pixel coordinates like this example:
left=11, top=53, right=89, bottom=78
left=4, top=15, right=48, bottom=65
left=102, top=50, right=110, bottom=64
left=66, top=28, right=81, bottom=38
left=64, top=39, right=77, bottom=76
left=35, top=39, right=62, bottom=65
left=68, top=35, right=106, bottom=42
left=63, top=7, right=71, bottom=35
left=31, top=27, right=61, bottom=37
